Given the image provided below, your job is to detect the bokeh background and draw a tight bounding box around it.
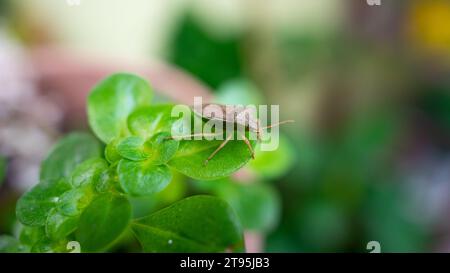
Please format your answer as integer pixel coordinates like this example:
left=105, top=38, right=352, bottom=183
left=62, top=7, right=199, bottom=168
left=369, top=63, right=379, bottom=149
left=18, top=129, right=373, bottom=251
left=1, top=0, right=450, bottom=252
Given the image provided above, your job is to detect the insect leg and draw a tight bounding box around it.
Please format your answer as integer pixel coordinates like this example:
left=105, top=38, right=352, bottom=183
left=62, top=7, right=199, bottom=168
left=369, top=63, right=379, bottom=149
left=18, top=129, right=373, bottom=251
left=204, top=134, right=233, bottom=166
left=165, top=132, right=223, bottom=140
left=261, top=120, right=295, bottom=129
left=241, top=134, right=255, bottom=159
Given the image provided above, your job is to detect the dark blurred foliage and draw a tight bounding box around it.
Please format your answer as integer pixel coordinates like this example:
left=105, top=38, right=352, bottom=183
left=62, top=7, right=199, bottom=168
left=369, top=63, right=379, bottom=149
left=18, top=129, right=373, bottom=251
left=169, top=15, right=244, bottom=90
left=418, top=86, right=450, bottom=136
left=0, top=0, right=9, bottom=15
left=165, top=2, right=450, bottom=252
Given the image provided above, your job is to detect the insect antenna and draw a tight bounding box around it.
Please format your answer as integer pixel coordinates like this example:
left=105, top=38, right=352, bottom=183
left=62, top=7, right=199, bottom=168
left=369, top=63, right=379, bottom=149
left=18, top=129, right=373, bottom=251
left=261, top=120, right=295, bottom=130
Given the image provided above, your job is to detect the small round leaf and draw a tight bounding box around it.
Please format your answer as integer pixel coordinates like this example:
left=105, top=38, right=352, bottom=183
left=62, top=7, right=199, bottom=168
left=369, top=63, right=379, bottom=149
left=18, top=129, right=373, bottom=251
left=88, top=73, right=153, bottom=143
left=148, top=132, right=179, bottom=164
left=117, top=136, right=151, bottom=161
left=105, top=138, right=123, bottom=163
left=118, top=159, right=172, bottom=196
left=127, top=105, right=177, bottom=139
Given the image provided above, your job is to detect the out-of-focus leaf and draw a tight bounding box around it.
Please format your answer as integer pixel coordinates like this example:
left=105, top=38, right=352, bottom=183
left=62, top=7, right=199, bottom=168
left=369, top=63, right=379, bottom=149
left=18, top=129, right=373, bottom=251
left=419, top=88, right=450, bottom=132
left=0, top=235, right=27, bottom=253
left=88, top=73, right=153, bottom=143
left=16, top=179, right=72, bottom=227
left=19, top=226, right=45, bottom=247
left=130, top=173, right=187, bottom=219
left=105, top=138, right=123, bottom=163
left=40, top=133, right=102, bottom=182
left=30, top=237, right=68, bottom=253
left=132, top=195, right=244, bottom=252
left=0, top=155, right=6, bottom=186
left=195, top=179, right=281, bottom=232
left=216, top=79, right=264, bottom=105
left=249, top=135, right=295, bottom=179
left=169, top=15, right=243, bottom=89
left=343, top=110, right=400, bottom=163
left=364, top=184, right=427, bottom=252
left=293, top=200, right=350, bottom=252
left=222, top=182, right=280, bottom=232
left=76, top=193, right=132, bottom=252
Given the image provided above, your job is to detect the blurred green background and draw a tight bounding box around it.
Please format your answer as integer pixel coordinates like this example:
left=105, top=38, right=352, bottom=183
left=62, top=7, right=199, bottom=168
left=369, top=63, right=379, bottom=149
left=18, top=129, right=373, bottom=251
left=1, top=0, right=450, bottom=252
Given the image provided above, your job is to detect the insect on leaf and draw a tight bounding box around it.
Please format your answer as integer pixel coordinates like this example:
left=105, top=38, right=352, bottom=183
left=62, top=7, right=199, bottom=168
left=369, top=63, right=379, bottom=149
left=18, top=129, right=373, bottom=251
left=168, top=138, right=255, bottom=180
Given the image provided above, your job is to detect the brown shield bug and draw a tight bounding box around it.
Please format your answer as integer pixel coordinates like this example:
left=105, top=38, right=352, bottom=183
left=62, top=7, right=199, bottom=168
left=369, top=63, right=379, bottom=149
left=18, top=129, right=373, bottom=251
left=169, top=103, right=294, bottom=165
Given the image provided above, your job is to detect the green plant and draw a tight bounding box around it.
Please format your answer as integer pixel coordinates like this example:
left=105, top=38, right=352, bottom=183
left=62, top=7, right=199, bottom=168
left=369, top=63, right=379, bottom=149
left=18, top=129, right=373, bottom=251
left=0, top=73, right=257, bottom=253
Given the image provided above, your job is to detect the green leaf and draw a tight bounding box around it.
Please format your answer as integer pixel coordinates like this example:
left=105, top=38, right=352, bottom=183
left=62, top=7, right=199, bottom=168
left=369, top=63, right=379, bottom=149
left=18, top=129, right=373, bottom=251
left=127, top=105, right=178, bottom=139
left=40, top=133, right=102, bottom=182
left=132, top=195, right=244, bottom=252
left=248, top=135, right=295, bottom=179
left=19, top=226, right=45, bottom=246
left=30, top=237, right=68, bottom=253
left=46, top=208, right=79, bottom=240
left=16, top=179, right=72, bottom=227
left=216, top=79, right=264, bottom=105
left=0, top=235, right=27, bottom=253
left=118, top=159, right=172, bottom=196
left=105, top=138, right=123, bottom=163
left=213, top=181, right=281, bottom=232
left=148, top=132, right=179, bottom=164
left=169, top=15, right=243, bottom=89
left=88, top=73, right=153, bottom=143
left=94, top=165, right=120, bottom=193
left=117, top=136, right=151, bottom=161
left=168, top=138, right=254, bottom=180
left=56, top=186, right=95, bottom=217
left=76, top=193, right=132, bottom=252
left=71, top=158, right=108, bottom=188
left=127, top=104, right=253, bottom=180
